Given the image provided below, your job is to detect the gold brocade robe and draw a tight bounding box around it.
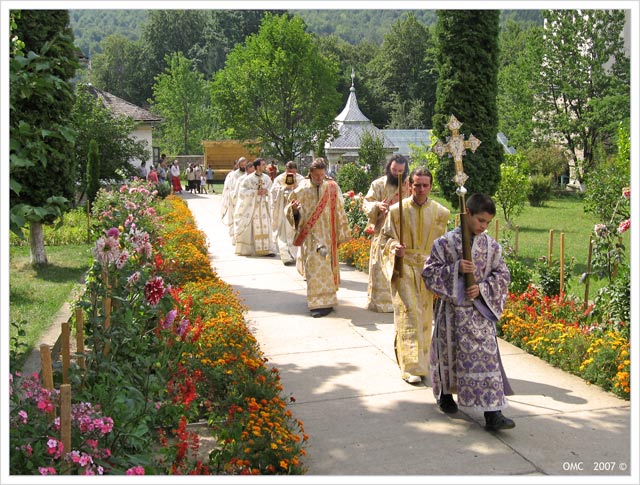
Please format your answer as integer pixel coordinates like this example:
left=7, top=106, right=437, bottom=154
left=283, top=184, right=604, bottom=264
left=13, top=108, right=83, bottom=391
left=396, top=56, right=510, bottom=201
left=234, top=173, right=275, bottom=256
left=270, top=172, right=305, bottom=264
left=286, top=180, right=350, bottom=310
left=380, top=197, right=450, bottom=379
left=221, top=168, right=244, bottom=236
left=363, top=176, right=410, bottom=313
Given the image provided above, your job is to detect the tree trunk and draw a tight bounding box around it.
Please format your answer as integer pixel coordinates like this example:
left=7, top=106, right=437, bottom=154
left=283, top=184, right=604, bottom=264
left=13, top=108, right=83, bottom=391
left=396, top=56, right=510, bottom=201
left=29, top=221, right=48, bottom=266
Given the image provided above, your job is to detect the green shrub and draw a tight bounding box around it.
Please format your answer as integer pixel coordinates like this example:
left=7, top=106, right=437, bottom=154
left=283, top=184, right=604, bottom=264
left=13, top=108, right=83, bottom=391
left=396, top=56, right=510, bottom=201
left=336, top=162, right=373, bottom=195
left=535, top=257, right=575, bottom=297
left=505, top=256, right=533, bottom=294
left=527, top=174, right=553, bottom=207
left=9, top=208, right=89, bottom=246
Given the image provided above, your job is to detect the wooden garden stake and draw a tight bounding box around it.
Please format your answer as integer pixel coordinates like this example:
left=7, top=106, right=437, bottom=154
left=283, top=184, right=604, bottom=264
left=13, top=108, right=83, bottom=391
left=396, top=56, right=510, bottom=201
left=61, top=320, right=70, bottom=384
left=75, top=307, right=86, bottom=370
left=548, top=229, right=554, bottom=265
left=494, top=218, right=499, bottom=241
left=103, top=296, right=112, bottom=356
left=559, top=232, right=565, bottom=296
left=60, top=384, right=72, bottom=455
left=40, top=344, right=54, bottom=391
left=514, top=225, right=520, bottom=256
left=584, top=235, right=593, bottom=310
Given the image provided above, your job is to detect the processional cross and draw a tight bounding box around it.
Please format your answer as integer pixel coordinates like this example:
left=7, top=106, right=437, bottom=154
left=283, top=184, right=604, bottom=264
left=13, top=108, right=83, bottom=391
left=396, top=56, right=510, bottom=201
left=433, top=114, right=482, bottom=288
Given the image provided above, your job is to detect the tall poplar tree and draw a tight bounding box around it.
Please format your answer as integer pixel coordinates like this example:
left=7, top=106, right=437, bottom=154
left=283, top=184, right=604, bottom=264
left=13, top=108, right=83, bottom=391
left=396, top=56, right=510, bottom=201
left=432, top=10, right=502, bottom=207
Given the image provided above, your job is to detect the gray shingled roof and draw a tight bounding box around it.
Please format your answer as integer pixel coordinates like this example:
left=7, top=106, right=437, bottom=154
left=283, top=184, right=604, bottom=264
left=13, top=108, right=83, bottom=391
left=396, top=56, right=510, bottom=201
left=84, top=85, right=162, bottom=123
left=327, top=76, right=396, bottom=152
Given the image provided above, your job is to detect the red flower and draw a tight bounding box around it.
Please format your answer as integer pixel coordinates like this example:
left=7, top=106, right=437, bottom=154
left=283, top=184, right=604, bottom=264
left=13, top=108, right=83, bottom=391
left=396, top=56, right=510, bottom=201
left=144, top=276, right=165, bottom=306
left=347, top=190, right=355, bottom=198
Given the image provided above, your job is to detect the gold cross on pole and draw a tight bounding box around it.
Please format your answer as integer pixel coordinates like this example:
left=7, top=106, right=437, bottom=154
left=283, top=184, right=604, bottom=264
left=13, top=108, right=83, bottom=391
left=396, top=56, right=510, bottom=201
left=433, top=114, right=481, bottom=192
left=433, top=114, right=482, bottom=289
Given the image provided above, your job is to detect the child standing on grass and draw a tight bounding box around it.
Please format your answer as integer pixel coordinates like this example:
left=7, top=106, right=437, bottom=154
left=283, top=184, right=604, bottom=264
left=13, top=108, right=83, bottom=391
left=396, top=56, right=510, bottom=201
left=422, top=193, right=516, bottom=432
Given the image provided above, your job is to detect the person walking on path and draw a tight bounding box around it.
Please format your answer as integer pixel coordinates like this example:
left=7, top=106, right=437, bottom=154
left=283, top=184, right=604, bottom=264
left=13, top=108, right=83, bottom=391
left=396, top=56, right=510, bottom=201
left=205, top=165, right=216, bottom=193
left=170, top=159, right=182, bottom=194
left=363, top=154, right=410, bottom=313
left=270, top=161, right=305, bottom=265
left=221, top=157, right=247, bottom=239
left=233, top=158, right=276, bottom=256
left=422, top=193, right=516, bottom=431
left=286, top=158, right=350, bottom=318
left=379, top=167, right=450, bottom=384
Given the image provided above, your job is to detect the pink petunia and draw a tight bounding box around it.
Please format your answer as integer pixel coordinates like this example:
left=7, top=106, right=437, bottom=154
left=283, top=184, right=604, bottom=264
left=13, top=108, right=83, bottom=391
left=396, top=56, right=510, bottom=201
left=125, top=465, right=145, bottom=475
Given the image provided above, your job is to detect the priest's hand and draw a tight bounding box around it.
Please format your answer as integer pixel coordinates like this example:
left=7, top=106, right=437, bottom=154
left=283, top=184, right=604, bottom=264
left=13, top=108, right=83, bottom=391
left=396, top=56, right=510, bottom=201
left=394, top=243, right=406, bottom=257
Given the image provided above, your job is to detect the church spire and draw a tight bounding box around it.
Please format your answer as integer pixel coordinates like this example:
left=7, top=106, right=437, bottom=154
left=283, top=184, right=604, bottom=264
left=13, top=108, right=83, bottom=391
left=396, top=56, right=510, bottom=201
left=335, top=68, right=368, bottom=123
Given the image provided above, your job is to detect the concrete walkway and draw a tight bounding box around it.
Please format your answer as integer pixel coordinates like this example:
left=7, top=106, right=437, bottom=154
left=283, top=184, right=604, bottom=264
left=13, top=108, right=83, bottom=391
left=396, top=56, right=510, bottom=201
left=184, top=192, right=633, bottom=482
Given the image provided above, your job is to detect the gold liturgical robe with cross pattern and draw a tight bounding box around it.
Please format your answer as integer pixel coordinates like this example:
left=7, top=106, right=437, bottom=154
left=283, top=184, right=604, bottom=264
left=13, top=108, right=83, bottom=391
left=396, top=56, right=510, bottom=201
left=380, top=197, right=450, bottom=379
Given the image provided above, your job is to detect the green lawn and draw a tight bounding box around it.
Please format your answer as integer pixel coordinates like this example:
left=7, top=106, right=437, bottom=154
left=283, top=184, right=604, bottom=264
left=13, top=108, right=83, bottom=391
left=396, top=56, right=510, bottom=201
left=431, top=192, right=628, bottom=299
left=9, top=244, right=92, bottom=368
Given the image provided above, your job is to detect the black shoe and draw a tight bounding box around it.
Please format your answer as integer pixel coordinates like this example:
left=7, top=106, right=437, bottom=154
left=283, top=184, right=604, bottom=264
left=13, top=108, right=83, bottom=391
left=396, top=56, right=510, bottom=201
left=311, top=307, right=333, bottom=318
left=437, top=394, right=458, bottom=414
left=283, top=260, right=295, bottom=266
left=484, top=411, right=515, bottom=431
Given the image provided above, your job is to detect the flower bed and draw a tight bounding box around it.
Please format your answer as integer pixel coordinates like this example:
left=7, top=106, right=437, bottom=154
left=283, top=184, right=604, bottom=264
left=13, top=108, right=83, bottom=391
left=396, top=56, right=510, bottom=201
left=497, top=286, right=629, bottom=400
left=10, top=180, right=307, bottom=474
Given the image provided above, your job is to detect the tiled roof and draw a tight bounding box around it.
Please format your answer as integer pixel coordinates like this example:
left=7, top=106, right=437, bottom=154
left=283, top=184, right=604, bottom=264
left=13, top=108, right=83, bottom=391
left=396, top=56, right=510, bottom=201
left=84, top=85, right=162, bottom=123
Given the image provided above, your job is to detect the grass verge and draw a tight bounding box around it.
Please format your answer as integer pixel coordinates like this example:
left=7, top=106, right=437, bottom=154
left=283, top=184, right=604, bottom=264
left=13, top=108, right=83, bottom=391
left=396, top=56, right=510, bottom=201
left=9, top=244, right=92, bottom=368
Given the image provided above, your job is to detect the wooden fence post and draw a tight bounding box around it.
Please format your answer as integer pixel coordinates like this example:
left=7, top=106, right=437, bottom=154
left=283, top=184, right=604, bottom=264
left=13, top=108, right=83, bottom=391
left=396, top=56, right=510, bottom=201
left=61, top=320, right=70, bottom=384
left=584, top=235, right=593, bottom=310
left=40, top=344, right=55, bottom=422
left=60, top=384, right=72, bottom=455
left=559, top=232, right=565, bottom=297
left=40, top=344, right=54, bottom=391
left=548, top=229, right=554, bottom=265
left=75, top=307, right=86, bottom=370
left=514, top=225, right=520, bottom=256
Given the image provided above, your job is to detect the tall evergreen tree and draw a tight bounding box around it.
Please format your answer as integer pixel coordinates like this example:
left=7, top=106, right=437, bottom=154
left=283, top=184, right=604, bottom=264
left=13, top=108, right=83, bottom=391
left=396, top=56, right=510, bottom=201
left=432, top=10, right=502, bottom=207
left=10, top=10, right=78, bottom=264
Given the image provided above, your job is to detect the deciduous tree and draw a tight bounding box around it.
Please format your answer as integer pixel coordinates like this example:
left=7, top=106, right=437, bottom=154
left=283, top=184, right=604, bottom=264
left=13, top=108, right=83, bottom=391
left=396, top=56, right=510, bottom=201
left=150, top=52, right=214, bottom=155
left=10, top=10, right=78, bottom=265
left=211, top=14, right=341, bottom=161
left=533, top=10, right=629, bottom=182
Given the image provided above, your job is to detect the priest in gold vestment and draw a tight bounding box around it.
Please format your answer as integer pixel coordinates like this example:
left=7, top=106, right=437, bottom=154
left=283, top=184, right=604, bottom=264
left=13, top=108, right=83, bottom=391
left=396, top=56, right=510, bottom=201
left=286, top=158, right=350, bottom=318
left=380, top=167, right=450, bottom=384
left=270, top=161, right=306, bottom=265
left=363, top=154, right=410, bottom=313
left=233, top=159, right=276, bottom=256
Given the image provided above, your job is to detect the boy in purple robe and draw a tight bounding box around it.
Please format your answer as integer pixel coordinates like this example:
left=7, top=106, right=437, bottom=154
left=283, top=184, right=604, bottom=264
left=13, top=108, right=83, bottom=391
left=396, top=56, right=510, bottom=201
left=422, top=193, right=515, bottom=431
